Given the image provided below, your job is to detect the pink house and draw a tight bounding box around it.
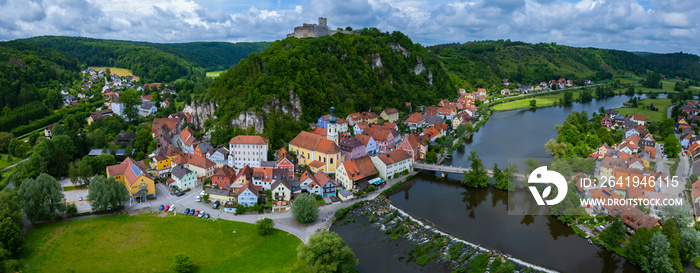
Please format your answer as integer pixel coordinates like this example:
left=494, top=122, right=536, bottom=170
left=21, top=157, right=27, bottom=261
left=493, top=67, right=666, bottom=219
left=338, top=133, right=366, bottom=160
left=364, top=127, right=395, bottom=152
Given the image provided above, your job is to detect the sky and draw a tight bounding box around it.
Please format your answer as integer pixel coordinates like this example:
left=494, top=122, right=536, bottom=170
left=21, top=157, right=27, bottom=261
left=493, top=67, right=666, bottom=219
left=0, top=0, right=697, bottom=54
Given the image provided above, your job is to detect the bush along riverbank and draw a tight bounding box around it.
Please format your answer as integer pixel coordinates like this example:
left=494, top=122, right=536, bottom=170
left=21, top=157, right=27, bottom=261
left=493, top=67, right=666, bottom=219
left=337, top=197, right=557, bottom=273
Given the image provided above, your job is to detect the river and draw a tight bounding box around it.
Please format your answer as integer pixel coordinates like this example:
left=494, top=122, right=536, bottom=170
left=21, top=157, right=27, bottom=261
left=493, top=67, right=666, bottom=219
left=334, top=94, right=667, bottom=273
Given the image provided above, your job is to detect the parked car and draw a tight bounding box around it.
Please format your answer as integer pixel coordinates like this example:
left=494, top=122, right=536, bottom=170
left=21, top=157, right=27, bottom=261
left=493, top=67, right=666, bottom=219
left=204, top=213, right=210, bottom=219
left=176, top=192, right=185, bottom=197
left=184, top=208, right=190, bottom=215
left=164, top=205, right=170, bottom=211
left=189, top=209, right=195, bottom=216
left=198, top=211, right=204, bottom=218
left=196, top=196, right=201, bottom=202
left=200, top=190, right=205, bottom=196
left=169, top=205, right=175, bottom=212
left=159, top=204, right=164, bottom=211
left=212, top=201, right=220, bottom=209
left=194, top=210, right=200, bottom=216
left=79, top=196, right=83, bottom=201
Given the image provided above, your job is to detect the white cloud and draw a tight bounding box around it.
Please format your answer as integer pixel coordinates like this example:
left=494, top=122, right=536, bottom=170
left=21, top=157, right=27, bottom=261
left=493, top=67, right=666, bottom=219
left=0, top=0, right=696, bottom=54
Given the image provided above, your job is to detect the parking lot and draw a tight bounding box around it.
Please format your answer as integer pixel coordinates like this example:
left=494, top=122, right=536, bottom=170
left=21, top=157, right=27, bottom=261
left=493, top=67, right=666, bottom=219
left=59, top=178, right=92, bottom=212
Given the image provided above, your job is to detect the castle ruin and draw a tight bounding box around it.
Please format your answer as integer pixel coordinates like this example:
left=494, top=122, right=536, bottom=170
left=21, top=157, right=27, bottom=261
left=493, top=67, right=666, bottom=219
left=287, top=17, right=356, bottom=38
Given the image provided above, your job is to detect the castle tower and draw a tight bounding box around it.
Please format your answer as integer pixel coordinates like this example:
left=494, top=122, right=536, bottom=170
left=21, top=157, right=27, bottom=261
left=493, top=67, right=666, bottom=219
left=318, top=17, right=327, bottom=27
left=327, top=106, right=338, bottom=144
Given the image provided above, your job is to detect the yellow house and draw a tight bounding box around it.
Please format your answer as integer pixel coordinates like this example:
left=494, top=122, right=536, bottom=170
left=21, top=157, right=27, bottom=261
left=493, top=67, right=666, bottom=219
left=289, top=131, right=342, bottom=173
left=149, top=145, right=182, bottom=177
left=204, top=188, right=236, bottom=204
left=271, top=179, right=292, bottom=201
left=380, top=108, right=399, bottom=123
left=107, top=157, right=155, bottom=199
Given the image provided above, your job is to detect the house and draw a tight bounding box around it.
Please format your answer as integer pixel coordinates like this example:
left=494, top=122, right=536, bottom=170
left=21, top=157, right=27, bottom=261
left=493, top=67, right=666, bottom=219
left=206, top=148, right=228, bottom=167
left=681, top=134, right=694, bottom=148
left=160, top=98, right=171, bottom=108
left=115, top=133, right=136, bottom=147
left=628, top=158, right=646, bottom=170
left=211, top=166, right=236, bottom=190
left=149, top=144, right=182, bottom=177
left=397, top=133, right=427, bottom=162
left=204, top=188, right=236, bottom=205
left=372, top=149, right=413, bottom=180
left=500, top=88, right=510, bottom=95
left=335, top=156, right=378, bottom=191
left=363, top=126, right=395, bottom=152
left=353, top=122, right=369, bottom=135
left=404, top=112, right=427, bottom=131
left=60, top=89, right=70, bottom=96
left=252, top=167, right=288, bottom=190
left=600, top=158, right=627, bottom=177
left=138, top=101, right=157, bottom=117
left=631, top=114, right=645, bottom=126
left=179, top=127, right=198, bottom=154
left=619, top=142, right=638, bottom=154
left=44, top=124, right=55, bottom=139
left=288, top=131, right=342, bottom=173
left=87, top=109, right=114, bottom=125
left=170, top=165, right=197, bottom=190
left=314, top=171, right=337, bottom=197
left=424, top=115, right=446, bottom=126
left=276, top=148, right=295, bottom=178
left=420, top=126, right=441, bottom=142
left=309, top=126, right=327, bottom=137
left=605, top=109, right=619, bottom=119
left=693, top=180, right=700, bottom=203
left=436, top=107, right=455, bottom=120
left=338, top=133, right=366, bottom=160
left=380, top=108, right=399, bottom=123
left=612, top=167, right=662, bottom=192
left=317, top=114, right=349, bottom=133
left=236, top=183, right=259, bottom=207
left=151, top=118, right=181, bottom=137
left=63, top=95, right=76, bottom=104
left=299, top=171, right=324, bottom=196
left=194, top=142, right=214, bottom=158
left=171, top=153, right=216, bottom=180
left=625, top=128, right=640, bottom=139
left=355, top=134, right=378, bottom=156
left=106, top=157, right=155, bottom=200
left=228, top=135, right=268, bottom=168
left=271, top=179, right=292, bottom=201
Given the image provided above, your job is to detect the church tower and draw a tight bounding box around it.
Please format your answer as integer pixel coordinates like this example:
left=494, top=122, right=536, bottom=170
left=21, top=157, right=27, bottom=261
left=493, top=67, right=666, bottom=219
left=327, top=106, right=339, bottom=144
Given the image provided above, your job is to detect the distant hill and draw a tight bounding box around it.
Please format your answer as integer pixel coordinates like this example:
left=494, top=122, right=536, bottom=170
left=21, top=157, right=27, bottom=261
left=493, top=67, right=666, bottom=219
left=18, top=36, right=271, bottom=82
left=643, top=52, right=700, bottom=80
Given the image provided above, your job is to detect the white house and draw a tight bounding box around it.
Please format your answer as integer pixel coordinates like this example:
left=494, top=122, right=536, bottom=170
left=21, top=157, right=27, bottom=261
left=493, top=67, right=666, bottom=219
left=228, top=135, right=268, bottom=169
left=237, top=183, right=258, bottom=207
left=170, top=165, right=197, bottom=190
left=371, top=149, right=412, bottom=180
left=138, top=101, right=157, bottom=117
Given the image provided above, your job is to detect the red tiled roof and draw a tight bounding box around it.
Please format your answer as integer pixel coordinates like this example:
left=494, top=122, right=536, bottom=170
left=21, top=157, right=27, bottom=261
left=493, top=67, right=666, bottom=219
left=405, top=112, right=425, bottom=123
left=229, top=135, right=268, bottom=145
left=180, top=126, right=197, bottom=147
left=309, top=160, right=326, bottom=168
left=107, top=157, right=151, bottom=185
left=341, top=156, right=377, bottom=182
left=376, top=149, right=411, bottom=165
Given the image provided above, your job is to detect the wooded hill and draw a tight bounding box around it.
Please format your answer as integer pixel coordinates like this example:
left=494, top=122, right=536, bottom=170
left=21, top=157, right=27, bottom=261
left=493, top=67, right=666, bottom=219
left=205, top=28, right=455, bottom=126
left=18, top=36, right=271, bottom=83
left=428, top=40, right=700, bottom=89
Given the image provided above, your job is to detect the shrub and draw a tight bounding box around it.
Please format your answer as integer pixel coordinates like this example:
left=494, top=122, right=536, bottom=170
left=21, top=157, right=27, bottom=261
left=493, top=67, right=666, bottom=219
left=449, top=242, right=464, bottom=260
left=468, top=253, right=490, bottom=273
left=416, top=254, right=431, bottom=266
left=256, top=218, right=274, bottom=236
left=172, top=253, right=195, bottom=273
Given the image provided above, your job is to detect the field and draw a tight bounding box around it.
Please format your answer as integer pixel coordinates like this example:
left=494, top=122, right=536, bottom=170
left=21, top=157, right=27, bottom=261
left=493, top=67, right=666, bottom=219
left=88, top=67, right=134, bottom=77
left=492, top=90, right=584, bottom=111
left=206, top=70, right=225, bottom=78
left=614, top=98, right=672, bottom=123
left=0, top=153, right=24, bottom=170
left=19, top=213, right=306, bottom=273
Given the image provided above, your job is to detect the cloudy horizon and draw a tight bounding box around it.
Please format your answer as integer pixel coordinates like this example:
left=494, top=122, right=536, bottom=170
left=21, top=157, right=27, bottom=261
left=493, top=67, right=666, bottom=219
left=0, top=0, right=697, bottom=54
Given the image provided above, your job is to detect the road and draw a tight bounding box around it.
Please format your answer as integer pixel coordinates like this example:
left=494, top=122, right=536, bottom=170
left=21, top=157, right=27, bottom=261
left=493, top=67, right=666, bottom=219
left=125, top=173, right=413, bottom=243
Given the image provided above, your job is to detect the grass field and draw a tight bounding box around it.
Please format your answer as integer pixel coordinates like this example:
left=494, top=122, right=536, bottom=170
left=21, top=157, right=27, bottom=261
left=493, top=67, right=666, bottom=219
left=0, top=153, right=23, bottom=170
left=88, top=67, right=134, bottom=77
left=614, top=98, right=672, bottom=123
left=19, top=213, right=306, bottom=273
left=206, top=70, right=225, bottom=78
left=492, top=90, right=584, bottom=111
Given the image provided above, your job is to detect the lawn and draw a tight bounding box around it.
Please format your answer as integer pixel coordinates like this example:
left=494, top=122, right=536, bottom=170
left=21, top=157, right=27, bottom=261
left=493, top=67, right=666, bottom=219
left=88, top=67, right=134, bottom=77
left=206, top=70, right=225, bottom=78
left=492, top=90, right=583, bottom=111
left=614, top=98, right=672, bottom=123
left=19, top=213, right=306, bottom=273
left=0, top=153, right=24, bottom=170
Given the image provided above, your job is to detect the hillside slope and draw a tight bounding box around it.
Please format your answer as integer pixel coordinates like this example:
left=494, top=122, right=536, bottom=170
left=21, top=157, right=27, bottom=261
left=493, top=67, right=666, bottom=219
left=19, top=36, right=271, bottom=82
left=644, top=52, right=700, bottom=80
left=429, top=40, right=651, bottom=88
left=203, top=28, right=455, bottom=130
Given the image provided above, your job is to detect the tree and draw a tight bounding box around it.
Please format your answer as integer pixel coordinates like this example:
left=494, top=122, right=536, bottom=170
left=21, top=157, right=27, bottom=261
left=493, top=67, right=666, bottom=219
left=87, top=175, right=129, bottom=211
left=45, top=90, right=62, bottom=109
left=291, top=193, right=319, bottom=223
left=134, top=125, right=153, bottom=155
left=256, top=218, right=274, bottom=236
left=659, top=202, right=693, bottom=228
left=525, top=158, right=539, bottom=174
left=644, top=232, right=674, bottom=273
left=425, top=151, right=437, bottom=163
left=443, top=135, right=454, bottom=150
left=663, top=134, right=681, bottom=158
left=600, top=217, right=625, bottom=246
left=563, top=91, right=573, bottom=104
left=120, top=89, right=141, bottom=121
left=545, top=139, right=568, bottom=158
left=454, top=123, right=467, bottom=137
left=172, top=253, right=195, bottom=273
left=530, top=99, right=536, bottom=108
left=0, top=132, right=13, bottom=153
left=28, top=131, right=39, bottom=146
left=17, top=173, right=65, bottom=223
left=644, top=72, right=662, bottom=88
left=297, top=231, right=358, bottom=273
left=462, top=151, right=488, bottom=188
left=627, top=227, right=653, bottom=269
left=681, top=228, right=700, bottom=262
left=0, top=217, right=23, bottom=256
left=202, top=193, right=210, bottom=202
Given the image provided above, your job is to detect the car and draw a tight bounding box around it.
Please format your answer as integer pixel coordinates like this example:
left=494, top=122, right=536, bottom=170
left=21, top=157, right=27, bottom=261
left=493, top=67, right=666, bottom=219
left=189, top=209, right=195, bottom=216
left=196, top=196, right=201, bottom=202
left=198, top=211, right=204, bottom=218
left=164, top=205, right=170, bottom=211
left=212, top=201, right=219, bottom=209
left=184, top=208, right=190, bottom=215
left=176, top=192, right=185, bottom=197
left=194, top=210, right=200, bottom=216
left=204, top=213, right=210, bottom=219
left=159, top=204, right=164, bottom=211
left=79, top=196, right=83, bottom=201
left=169, top=205, right=175, bottom=212
left=200, top=190, right=205, bottom=196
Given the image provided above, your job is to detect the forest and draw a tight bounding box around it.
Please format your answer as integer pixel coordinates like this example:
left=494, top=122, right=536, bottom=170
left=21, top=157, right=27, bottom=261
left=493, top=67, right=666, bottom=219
left=18, top=36, right=271, bottom=83
left=205, top=28, right=455, bottom=138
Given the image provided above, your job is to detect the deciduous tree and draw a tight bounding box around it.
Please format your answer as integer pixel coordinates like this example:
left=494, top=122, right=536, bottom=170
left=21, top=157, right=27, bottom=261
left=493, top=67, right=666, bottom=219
left=18, top=173, right=65, bottom=223
left=291, top=193, right=319, bottom=223
left=297, top=231, right=358, bottom=273
left=87, top=175, right=129, bottom=211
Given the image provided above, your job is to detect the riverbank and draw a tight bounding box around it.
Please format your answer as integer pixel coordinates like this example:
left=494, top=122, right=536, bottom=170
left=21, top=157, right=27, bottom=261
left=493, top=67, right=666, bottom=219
left=332, top=197, right=558, bottom=273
